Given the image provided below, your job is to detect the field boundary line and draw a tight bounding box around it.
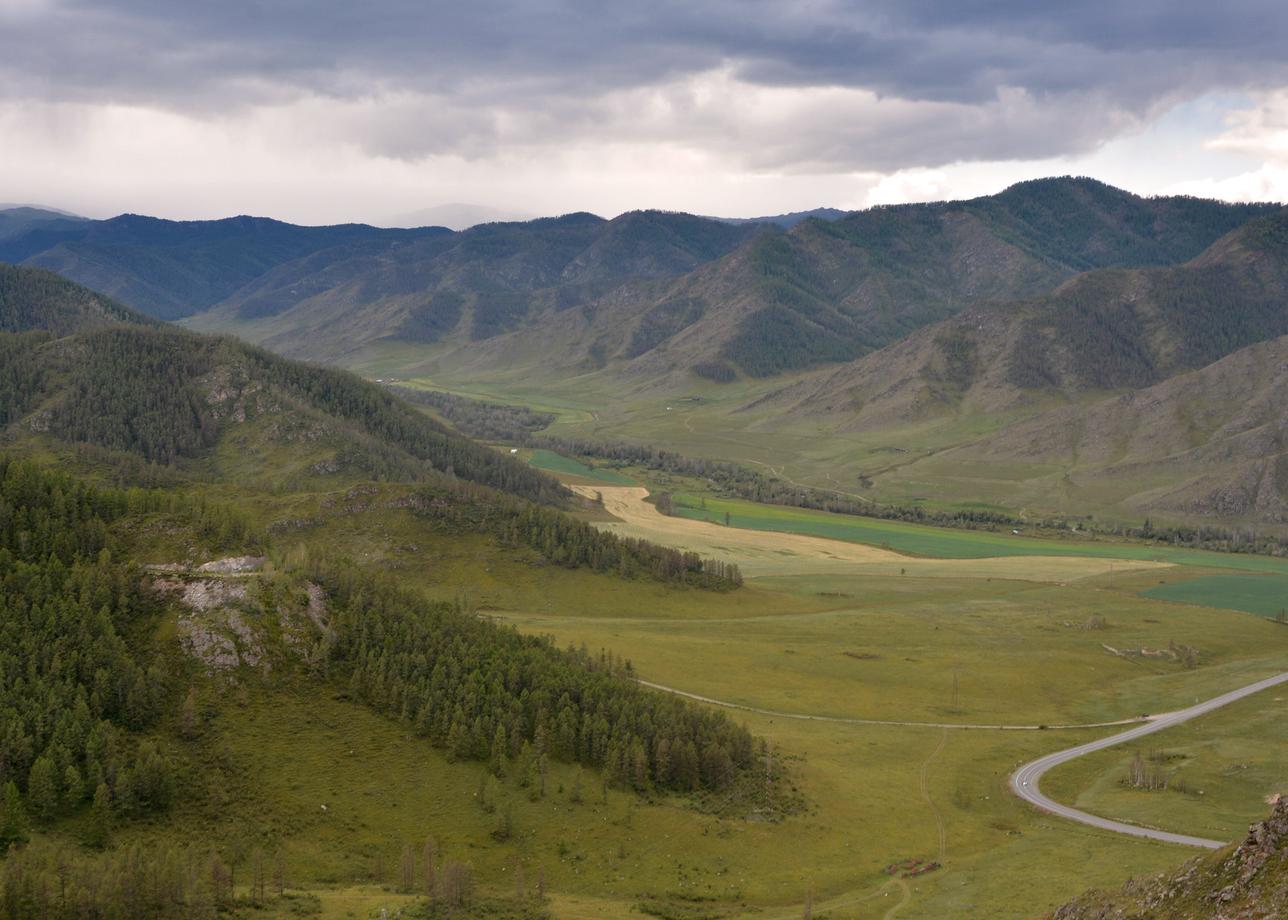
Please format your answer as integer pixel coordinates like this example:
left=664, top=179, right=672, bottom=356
left=635, top=679, right=1150, bottom=731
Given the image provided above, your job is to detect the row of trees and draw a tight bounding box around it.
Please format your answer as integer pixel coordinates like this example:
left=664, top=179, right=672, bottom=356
left=0, top=838, right=548, bottom=920
left=480, top=431, right=1288, bottom=558
left=388, top=385, right=557, bottom=443
left=404, top=480, right=742, bottom=589
left=317, top=559, right=756, bottom=794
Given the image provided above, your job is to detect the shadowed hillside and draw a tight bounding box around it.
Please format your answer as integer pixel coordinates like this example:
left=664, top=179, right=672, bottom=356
left=132, top=179, right=1277, bottom=380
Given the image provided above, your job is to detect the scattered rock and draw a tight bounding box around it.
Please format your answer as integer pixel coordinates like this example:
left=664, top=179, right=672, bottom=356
left=195, top=555, right=266, bottom=575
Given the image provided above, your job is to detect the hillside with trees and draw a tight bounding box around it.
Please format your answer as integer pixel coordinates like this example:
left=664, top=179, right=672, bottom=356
left=0, top=262, right=775, bottom=915
left=768, top=207, right=1288, bottom=425
left=0, top=179, right=1247, bottom=387
left=0, top=264, right=149, bottom=335
left=733, top=208, right=1288, bottom=525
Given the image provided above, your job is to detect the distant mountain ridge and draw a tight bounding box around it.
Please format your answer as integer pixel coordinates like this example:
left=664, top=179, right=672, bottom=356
left=709, top=207, right=851, bottom=227
left=4, top=178, right=1276, bottom=382
left=744, top=207, right=1288, bottom=524
left=0, top=205, right=88, bottom=242
left=767, top=207, right=1288, bottom=426
left=175, top=178, right=1280, bottom=383
left=1, top=215, right=444, bottom=321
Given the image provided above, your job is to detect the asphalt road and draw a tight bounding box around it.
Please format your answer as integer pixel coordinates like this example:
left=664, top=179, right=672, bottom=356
left=1010, top=671, right=1288, bottom=849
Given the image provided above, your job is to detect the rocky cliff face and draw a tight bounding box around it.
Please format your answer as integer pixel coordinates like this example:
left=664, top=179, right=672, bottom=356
left=1049, top=799, right=1288, bottom=919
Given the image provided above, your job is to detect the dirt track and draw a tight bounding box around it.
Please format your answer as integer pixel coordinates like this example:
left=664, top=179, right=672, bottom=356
left=576, top=485, right=1168, bottom=582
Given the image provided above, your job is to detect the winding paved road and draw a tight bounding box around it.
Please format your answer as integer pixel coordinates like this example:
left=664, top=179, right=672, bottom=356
left=1010, top=671, right=1288, bottom=849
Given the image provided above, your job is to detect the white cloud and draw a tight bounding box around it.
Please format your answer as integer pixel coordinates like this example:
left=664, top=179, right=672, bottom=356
left=1161, top=91, right=1288, bottom=202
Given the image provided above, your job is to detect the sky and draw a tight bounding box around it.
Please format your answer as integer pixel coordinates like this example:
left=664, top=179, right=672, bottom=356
left=2, top=0, right=1287, bottom=225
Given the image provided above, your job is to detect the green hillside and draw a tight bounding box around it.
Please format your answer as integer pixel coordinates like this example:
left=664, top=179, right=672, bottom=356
left=174, top=179, right=1276, bottom=383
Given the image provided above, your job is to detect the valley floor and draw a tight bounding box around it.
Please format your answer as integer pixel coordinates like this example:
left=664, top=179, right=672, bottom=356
left=36, top=466, right=1285, bottom=920
left=440, top=472, right=1288, bottom=918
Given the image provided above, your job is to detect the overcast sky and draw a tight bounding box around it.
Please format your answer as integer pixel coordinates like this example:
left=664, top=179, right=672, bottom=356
left=2, top=0, right=1287, bottom=225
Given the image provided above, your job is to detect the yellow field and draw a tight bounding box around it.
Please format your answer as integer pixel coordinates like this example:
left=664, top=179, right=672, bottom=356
left=577, top=485, right=1168, bottom=582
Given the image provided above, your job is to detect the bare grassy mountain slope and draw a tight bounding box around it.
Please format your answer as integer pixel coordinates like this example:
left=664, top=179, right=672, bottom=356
left=767, top=207, right=1288, bottom=432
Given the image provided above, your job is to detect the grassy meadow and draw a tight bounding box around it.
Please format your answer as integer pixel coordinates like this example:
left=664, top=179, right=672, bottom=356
left=307, top=463, right=1286, bottom=917
left=44, top=452, right=1286, bottom=919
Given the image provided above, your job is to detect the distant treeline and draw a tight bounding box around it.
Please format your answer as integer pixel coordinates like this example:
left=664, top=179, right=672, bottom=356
left=545, top=436, right=1288, bottom=555
left=403, top=480, right=742, bottom=589
left=408, top=387, right=1288, bottom=557
left=0, top=838, right=538, bottom=919
left=388, top=385, right=558, bottom=442
left=315, top=557, right=757, bottom=795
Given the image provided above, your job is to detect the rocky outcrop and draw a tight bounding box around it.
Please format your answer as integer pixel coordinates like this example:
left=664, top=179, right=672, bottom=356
left=1049, top=799, right=1288, bottom=919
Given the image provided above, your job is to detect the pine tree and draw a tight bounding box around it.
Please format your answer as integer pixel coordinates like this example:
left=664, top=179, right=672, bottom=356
left=0, top=780, right=28, bottom=850
left=84, top=782, right=112, bottom=849
left=27, top=754, right=60, bottom=820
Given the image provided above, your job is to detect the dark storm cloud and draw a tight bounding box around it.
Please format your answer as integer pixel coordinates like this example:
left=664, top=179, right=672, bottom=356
left=2, top=0, right=1286, bottom=168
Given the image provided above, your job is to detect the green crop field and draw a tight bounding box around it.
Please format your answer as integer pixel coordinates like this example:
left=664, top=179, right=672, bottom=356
left=670, top=492, right=1288, bottom=574
left=527, top=449, right=637, bottom=485
left=1142, top=573, right=1288, bottom=620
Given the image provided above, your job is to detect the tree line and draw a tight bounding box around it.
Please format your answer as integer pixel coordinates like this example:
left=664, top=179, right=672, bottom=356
left=403, top=480, right=742, bottom=589
left=315, top=557, right=755, bottom=794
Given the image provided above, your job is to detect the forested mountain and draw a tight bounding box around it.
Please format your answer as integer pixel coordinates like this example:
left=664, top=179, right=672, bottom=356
left=2, top=215, right=446, bottom=320
left=0, top=267, right=761, bottom=878
left=215, top=177, right=1271, bottom=381
left=0, top=264, right=749, bottom=588
left=0, top=206, right=86, bottom=242
left=0, top=279, right=562, bottom=503
left=613, top=178, right=1280, bottom=379
left=0, top=264, right=152, bottom=336
left=3, top=179, right=1265, bottom=386
left=191, top=209, right=760, bottom=361
left=768, top=207, right=1288, bottom=429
